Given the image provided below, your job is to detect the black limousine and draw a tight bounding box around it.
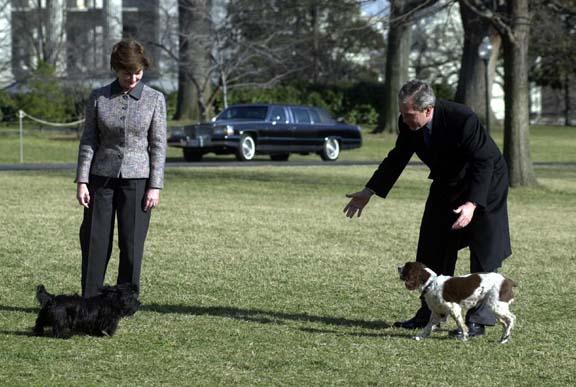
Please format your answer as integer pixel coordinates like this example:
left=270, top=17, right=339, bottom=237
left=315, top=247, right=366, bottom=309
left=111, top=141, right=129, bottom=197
left=168, top=104, right=362, bottom=161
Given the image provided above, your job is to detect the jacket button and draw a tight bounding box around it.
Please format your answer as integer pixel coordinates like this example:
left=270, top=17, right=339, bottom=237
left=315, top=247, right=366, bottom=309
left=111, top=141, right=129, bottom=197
left=120, top=116, right=125, bottom=121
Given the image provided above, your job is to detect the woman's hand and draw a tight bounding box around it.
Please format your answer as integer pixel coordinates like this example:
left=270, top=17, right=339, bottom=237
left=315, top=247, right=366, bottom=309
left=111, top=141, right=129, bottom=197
left=77, top=183, right=91, bottom=208
left=144, top=188, right=160, bottom=212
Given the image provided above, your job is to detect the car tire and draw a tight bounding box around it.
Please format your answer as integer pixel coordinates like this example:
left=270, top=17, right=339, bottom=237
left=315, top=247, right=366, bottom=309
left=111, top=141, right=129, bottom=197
left=270, top=153, right=290, bottom=161
left=183, top=148, right=203, bottom=162
left=320, top=137, right=340, bottom=161
left=236, top=134, right=256, bottom=161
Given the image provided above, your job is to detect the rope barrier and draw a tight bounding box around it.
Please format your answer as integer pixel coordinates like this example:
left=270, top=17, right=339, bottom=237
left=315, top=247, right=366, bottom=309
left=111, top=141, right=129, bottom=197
left=18, top=110, right=84, bottom=163
left=19, top=110, right=85, bottom=127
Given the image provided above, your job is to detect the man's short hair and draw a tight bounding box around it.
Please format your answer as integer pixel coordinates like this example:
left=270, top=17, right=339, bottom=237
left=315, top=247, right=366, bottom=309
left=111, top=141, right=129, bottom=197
left=398, top=80, right=436, bottom=111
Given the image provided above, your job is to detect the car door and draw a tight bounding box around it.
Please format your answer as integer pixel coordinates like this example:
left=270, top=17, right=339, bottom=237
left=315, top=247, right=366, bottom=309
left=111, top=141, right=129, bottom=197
left=289, top=107, right=316, bottom=151
left=263, top=105, right=292, bottom=151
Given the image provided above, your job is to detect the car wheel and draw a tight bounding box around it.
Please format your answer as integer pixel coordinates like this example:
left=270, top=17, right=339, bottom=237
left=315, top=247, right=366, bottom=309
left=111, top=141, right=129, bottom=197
left=270, top=153, right=290, bottom=161
left=183, top=148, right=203, bottom=162
left=320, top=137, right=340, bottom=161
left=236, top=134, right=256, bottom=161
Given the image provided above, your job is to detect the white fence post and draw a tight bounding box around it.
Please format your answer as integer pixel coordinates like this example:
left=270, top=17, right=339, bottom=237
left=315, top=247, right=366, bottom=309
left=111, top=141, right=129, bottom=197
left=19, top=110, right=24, bottom=163
left=16, top=110, right=85, bottom=163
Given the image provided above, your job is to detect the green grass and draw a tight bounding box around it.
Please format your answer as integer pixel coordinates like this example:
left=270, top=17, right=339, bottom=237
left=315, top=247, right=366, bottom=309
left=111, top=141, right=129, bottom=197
left=1, top=123, right=575, bottom=163
left=1, top=165, right=576, bottom=385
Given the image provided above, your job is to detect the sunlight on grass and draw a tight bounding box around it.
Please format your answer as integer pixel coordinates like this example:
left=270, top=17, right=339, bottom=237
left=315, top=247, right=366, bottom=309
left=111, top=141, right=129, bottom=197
left=1, top=124, right=575, bottom=164
left=1, top=165, right=575, bottom=385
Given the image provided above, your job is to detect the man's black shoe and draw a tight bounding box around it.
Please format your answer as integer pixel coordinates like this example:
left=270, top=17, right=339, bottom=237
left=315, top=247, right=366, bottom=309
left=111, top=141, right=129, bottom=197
left=393, top=316, right=429, bottom=329
left=449, top=322, right=485, bottom=339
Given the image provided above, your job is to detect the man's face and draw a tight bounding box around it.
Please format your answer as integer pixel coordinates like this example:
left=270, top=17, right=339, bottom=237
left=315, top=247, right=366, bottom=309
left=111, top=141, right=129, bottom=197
left=399, top=98, right=433, bottom=130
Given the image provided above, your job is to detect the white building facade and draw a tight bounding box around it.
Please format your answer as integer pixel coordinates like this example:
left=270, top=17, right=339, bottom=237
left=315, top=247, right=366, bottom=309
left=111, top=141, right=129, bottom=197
left=0, top=0, right=179, bottom=91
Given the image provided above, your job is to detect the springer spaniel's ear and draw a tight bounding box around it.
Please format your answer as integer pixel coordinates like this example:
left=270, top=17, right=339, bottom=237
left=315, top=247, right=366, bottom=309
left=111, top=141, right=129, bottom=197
left=417, top=265, right=431, bottom=286
left=400, top=262, right=422, bottom=291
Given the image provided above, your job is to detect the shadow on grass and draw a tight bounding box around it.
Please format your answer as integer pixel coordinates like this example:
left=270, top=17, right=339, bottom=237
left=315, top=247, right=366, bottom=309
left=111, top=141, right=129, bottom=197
left=0, top=329, right=37, bottom=337
left=142, top=303, right=390, bottom=330
left=0, top=305, right=38, bottom=314
left=297, top=326, right=456, bottom=341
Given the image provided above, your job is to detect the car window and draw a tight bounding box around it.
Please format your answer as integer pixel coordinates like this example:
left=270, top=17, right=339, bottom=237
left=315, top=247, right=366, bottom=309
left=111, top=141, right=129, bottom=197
left=269, top=106, right=287, bottom=123
left=291, top=108, right=311, bottom=124
left=218, top=106, right=268, bottom=120
left=316, top=108, right=336, bottom=124
left=308, top=109, right=321, bottom=123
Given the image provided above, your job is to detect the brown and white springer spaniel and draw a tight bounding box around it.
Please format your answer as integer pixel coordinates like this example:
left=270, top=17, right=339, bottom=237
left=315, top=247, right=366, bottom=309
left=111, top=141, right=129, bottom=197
left=398, top=262, right=517, bottom=344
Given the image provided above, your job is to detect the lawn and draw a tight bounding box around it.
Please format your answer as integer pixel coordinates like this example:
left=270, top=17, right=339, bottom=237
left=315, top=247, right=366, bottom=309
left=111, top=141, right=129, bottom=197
left=1, top=123, right=575, bottom=164
left=1, top=163, right=575, bottom=385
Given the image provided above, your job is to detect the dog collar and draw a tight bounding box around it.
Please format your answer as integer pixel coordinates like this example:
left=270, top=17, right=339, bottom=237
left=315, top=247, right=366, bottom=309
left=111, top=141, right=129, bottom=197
left=420, top=280, right=435, bottom=300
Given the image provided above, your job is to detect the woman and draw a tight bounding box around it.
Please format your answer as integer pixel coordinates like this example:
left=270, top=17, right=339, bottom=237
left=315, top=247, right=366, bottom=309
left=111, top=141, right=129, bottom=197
left=75, top=39, right=166, bottom=298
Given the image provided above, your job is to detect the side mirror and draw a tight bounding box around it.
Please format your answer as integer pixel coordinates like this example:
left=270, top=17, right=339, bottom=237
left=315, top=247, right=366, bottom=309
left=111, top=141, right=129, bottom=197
left=336, top=117, right=346, bottom=123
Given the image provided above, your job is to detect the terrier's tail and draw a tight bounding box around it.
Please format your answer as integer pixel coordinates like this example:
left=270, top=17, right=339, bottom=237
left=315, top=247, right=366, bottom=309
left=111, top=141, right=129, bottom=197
left=36, top=284, right=54, bottom=307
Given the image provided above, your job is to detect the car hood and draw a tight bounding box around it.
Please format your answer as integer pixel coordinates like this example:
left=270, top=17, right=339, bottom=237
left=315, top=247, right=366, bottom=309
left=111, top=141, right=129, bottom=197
left=210, top=119, right=265, bottom=125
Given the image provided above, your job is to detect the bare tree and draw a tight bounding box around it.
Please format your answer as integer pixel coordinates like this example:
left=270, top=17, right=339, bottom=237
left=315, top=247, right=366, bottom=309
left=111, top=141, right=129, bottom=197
left=174, top=0, right=213, bottom=121
left=373, top=0, right=438, bottom=134
left=530, top=0, right=576, bottom=126
left=42, top=0, right=66, bottom=68
left=454, top=0, right=501, bottom=129
left=411, top=2, right=462, bottom=88
left=501, top=0, right=537, bottom=186
left=168, top=0, right=384, bottom=120
left=0, top=0, right=12, bottom=85
left=463, top=0, right=537, bottom=187
left=10, top=0, right=67, bottom=77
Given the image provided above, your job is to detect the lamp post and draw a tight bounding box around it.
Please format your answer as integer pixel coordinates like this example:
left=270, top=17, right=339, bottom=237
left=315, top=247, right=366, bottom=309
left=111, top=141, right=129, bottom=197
left=478, top=36, right=493, bottom=135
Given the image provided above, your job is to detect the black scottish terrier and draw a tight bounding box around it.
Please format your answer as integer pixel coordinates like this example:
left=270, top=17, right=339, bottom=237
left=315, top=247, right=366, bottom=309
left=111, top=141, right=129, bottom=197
left=33, top=283, right=140, bottom=339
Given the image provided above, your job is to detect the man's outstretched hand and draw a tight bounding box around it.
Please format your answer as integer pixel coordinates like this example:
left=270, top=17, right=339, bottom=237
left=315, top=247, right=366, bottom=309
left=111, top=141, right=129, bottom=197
left=343, top=188, right=374, bottom=218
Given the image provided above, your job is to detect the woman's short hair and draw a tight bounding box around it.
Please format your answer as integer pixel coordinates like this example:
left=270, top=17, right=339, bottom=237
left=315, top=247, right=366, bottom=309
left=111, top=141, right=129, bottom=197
left=110, top=39, right=151, bottom=73
left=398, top=80, right=436, bottom=111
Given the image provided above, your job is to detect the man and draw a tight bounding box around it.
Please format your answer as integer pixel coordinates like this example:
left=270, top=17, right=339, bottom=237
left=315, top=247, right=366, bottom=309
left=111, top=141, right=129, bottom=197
left=344, top=80, right=511, bottom=338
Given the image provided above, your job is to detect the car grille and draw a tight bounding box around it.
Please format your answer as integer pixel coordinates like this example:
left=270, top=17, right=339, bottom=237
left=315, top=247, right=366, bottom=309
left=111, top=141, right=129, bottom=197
left=184, top=124, right=212, bottom=138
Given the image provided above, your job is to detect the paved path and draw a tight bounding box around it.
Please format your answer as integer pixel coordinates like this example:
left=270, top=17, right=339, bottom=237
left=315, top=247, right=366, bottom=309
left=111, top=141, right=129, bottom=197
left=0, top=160, right=381, bottom=171
left=1, top=160, right=575, bottom=171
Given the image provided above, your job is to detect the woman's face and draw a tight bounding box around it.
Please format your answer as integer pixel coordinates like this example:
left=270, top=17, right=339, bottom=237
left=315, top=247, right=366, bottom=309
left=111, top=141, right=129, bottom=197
left=116, top=68, right=144, bottom=91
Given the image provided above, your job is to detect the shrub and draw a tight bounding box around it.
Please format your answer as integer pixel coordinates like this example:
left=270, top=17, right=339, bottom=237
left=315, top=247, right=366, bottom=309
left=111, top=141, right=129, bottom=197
left=345, top=104, right=378, bottom=125
left=432, top=82, right=456, bottom=101
left=211, top=81, right=383, bottom=124
left=0, top=90, right=18, bottom=122
left=15, top=62, right=74, bottom=122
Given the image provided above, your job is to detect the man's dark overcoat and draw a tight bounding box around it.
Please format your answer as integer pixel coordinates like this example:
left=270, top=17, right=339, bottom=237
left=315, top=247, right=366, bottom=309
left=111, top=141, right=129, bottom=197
left=366, top=99, right=511, bottom=274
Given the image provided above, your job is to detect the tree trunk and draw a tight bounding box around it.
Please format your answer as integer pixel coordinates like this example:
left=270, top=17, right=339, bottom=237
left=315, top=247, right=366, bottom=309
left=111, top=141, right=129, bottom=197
left=174, top=0, right=212, bottom=121
left=43, top=0, right=65, bottom=70
left=455, top=1, right=500, bottom=130
left=373, top=0, right=412, bottom=134
left=502, top=0, right=537, bottom=187
left=311, top=4, right=320, bottom=84
left=564, top=75, right=571, bottom=126
left=103, top=0, right=123, bottom=55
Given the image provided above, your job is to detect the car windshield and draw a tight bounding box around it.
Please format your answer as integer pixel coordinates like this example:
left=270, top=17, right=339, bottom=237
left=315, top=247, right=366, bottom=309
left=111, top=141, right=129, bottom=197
left=217, top=106, right=269, bottom=121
